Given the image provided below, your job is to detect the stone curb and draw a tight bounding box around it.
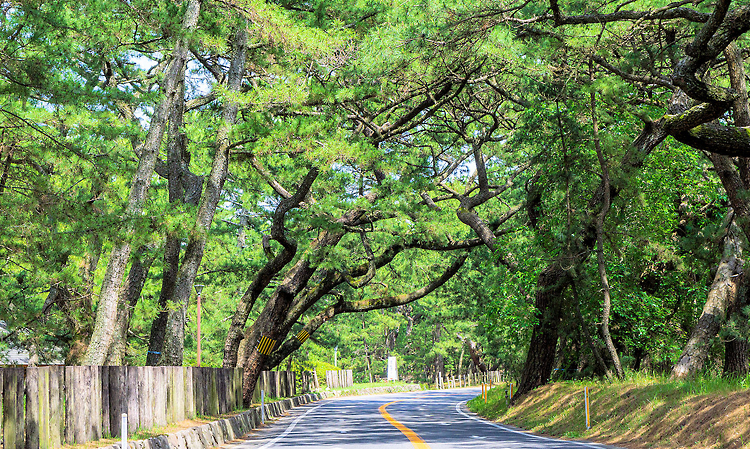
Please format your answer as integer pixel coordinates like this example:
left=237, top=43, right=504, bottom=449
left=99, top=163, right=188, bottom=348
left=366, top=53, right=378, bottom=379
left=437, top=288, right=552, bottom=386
left=102, top=393, right=324, bottom=449
left=102, top=384, right=422, bottom=449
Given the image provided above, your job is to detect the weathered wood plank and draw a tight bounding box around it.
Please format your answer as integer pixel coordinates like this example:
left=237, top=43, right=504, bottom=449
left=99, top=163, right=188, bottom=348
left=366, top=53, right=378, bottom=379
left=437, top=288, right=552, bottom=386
left=71, top=366, right=90, bottom=443
left=226, top=369, right=235, bottom=412
left=64, top=366, right=75, bottom=444
left=193, top=367, right=203, bottom=417
left=40, top=367, right=51, bottom=449
left=165, top=367, right=174, bottom=424
left=273, top=371, right=281, bottom=398
left=48, top=367, right=63, bottom=449
left=4, top=368, right=27, bottom=449
left=126, top=366, right=139, bottom=433
left=25, top=367, right=40, bottom=449
left=235, top=369, right=242, bottom=411
left=5, top=368, right=17, bottom=449
left=108, top=366, right=124, bottom=438
left=92, top=366, right=103, bottom=441
left=154, top=367, right=166, bottom=427
left=137, top=366, right=153, bottom=430
left=185, top=367, right=195, bottom=419
left=209, top=368, right=219, bottom=416
left=101, top=366, right=110, bottom=438
left=173, top=367, right=184, bottom=422
left=217, top=369, right=226, bottom=415
left=76, top=367, right=89, bottom=443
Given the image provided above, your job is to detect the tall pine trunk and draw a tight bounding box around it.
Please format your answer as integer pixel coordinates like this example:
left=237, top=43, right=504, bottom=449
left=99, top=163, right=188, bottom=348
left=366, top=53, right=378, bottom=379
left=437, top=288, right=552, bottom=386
left=516, top=264, right=570, bottom=398
left=84, top=0, right=201, bottom=365
left=672, top=215, right=744, bottom=378
left=156, top=26, right=249, bottom=366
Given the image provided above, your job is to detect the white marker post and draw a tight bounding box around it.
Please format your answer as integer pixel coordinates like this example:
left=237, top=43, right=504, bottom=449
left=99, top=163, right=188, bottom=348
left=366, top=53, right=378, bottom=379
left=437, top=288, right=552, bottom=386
left=584, top=386, right=591, bottom=430
left=261, top=390, right=265, bottom=424
left=121, top=414, right=127, bottom=449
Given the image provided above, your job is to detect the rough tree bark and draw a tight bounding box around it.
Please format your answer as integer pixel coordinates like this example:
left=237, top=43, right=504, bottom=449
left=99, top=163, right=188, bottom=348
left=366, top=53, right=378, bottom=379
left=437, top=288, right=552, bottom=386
left=672, top=214, right=744, bottom=378
left=146, top=65, right=195, bottom=366
left=723, top=285, right=750, bottom=377
left=515, top=82, right=728, bottom=398
left=157, top=25, right=249, bottom=366
left=676, top=43, right=750, bottom=378
left=221, top=167, right=319, bottom=368
left=720, top=43, right=750, bottom=377
left=515, top=0, right=750, bottom=395
left=107, top=245, right=157, bottom=365
left=83, top=0, right=201, bottom=365
left=259, top=252, right=468, bottom=373
left=457, top=334, right=488, bottom=373
left=237, top=216, right=359, bottom=405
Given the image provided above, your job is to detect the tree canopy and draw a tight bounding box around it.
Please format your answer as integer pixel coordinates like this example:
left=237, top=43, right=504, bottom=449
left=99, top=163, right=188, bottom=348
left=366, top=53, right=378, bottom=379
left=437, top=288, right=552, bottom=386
left=2, top=0, right=750, bottom=403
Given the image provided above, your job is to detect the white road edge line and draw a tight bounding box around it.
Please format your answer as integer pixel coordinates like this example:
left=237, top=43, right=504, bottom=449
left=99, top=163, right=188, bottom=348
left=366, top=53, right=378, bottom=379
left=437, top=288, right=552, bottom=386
left=454, top=400, right=608, bottom=448
left=255, top=403, right=327, bottom=449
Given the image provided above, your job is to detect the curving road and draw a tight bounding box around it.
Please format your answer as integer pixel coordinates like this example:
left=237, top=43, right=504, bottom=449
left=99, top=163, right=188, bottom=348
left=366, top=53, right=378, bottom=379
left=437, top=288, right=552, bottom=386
left=228, top=388, right=621, bottom=449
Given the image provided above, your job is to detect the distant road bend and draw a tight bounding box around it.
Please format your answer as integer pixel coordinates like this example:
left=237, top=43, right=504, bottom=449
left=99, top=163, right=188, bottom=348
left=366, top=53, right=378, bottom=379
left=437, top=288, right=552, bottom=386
left=230, top=388, right=620, bottom=449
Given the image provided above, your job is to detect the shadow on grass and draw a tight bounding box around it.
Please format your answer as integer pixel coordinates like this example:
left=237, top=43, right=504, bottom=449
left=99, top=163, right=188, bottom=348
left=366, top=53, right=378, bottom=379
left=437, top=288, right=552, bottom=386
left=476, top=381, right=750, bottom=449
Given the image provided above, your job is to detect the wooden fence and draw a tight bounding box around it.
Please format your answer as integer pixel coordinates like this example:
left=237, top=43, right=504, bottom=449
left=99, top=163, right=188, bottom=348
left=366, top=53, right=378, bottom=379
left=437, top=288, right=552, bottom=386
left=0, top=366, right=245, bottom=449
left=324, top=370, right=353, bottom=389
left=299, top=370, right=319, bottom=393
left=434, top=370, right=506, bottom=389
left=250, top=370, right=296, bottom=403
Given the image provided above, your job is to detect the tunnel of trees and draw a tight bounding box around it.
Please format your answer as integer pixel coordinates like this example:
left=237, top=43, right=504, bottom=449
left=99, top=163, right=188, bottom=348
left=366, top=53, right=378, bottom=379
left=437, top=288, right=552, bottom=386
left=2, top=0, right=750, bottom=404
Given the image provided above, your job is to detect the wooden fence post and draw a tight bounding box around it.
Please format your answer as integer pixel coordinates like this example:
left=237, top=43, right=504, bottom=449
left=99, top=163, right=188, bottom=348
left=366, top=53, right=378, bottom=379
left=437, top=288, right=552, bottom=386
left=100, top=366, right=110, bottom=439
left=126, top=366, right=139, bottom=433
left=3, top=367, right=25, bottom=449
left=154, top=367, right=167, bottom=427
left=108, top=367, right=124, bottom=438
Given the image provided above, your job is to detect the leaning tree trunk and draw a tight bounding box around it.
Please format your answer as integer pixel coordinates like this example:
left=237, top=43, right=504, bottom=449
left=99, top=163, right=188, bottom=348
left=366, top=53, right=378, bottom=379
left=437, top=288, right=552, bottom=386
left=107, top=245, right=156, bottom=365
left=83, top=0, right=201, bottom=365
left=147, top=74, right=190, bottom=366
left=672, top=215, right=744, bottom=378
left=516, top=263, right=570, bottom=399
left=591, top=88, right=625, bottom=379
left=723, top=294, right=750, bottom=378
left=157, top=26, right=249, bottom=366
left=515, top=85, right=715, bottom=398
left=720, top=43, right=750, bottom=379
left=239, top=228, right=347, bottom=405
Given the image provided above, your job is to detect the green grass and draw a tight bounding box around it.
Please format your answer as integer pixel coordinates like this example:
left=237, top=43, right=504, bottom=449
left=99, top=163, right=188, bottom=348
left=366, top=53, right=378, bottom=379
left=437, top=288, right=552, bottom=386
left=467, top=383, right=510, bottom=420
left=466, top=373, right=750, bottom=448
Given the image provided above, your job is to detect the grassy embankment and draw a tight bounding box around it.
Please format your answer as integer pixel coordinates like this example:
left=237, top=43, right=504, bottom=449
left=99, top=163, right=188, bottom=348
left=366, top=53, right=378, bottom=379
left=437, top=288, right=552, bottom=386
left=468, top=373, right=750, bottom=449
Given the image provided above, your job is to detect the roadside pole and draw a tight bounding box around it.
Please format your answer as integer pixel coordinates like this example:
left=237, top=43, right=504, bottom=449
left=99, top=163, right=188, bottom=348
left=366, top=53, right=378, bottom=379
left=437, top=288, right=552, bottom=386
left=584, top=386, right=591, bottom=430
left=121, top=414, right=127, bottom=449
left=261, top=390, right=265, bottom=424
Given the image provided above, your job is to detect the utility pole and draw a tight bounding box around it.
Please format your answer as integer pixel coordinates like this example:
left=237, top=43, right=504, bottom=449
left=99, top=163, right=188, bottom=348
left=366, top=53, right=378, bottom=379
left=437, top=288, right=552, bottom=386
left=334, top=346, right=338, bottom=368
left=195, top=284, right=204, bottom=367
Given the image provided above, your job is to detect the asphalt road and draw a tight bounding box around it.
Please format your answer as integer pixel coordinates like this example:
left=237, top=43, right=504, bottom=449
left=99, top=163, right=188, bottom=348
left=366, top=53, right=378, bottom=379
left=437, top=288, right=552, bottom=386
left=228, top=388, right=621, bottom=449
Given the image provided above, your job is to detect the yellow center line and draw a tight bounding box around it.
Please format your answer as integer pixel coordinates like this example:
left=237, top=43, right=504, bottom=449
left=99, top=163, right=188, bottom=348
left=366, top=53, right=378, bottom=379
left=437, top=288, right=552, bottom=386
left=378, top=400, right=432, bottom=449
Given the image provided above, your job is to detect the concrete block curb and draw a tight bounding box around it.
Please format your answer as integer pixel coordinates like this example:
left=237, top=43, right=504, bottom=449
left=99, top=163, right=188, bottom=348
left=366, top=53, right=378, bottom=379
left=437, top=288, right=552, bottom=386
left=101, top=393, right=324, bottom=449
left=100, top=386, right=419, bottom=449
